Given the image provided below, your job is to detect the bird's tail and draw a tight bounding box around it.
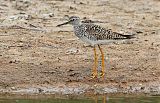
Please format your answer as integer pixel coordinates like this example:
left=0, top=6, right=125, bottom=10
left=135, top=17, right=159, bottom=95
left=122, top=33, right=136, bottom=39
left=113, top=32, right=136, bottom=39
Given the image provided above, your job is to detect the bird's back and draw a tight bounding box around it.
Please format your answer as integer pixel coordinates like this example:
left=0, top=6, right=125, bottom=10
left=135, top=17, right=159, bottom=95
left=73, top=23, right=135, bottom=45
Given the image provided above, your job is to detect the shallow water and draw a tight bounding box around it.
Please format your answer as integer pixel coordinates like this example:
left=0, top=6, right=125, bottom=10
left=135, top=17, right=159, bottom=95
left=0, top=96, right=160, bottom=103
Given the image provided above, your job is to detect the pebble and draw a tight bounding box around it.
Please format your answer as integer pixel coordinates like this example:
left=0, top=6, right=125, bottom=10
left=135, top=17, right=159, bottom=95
left=11, top=87, right=16, bottom=90
left=42, top=13, right=54, bottom=19
left=65, top=48, right=79, bottom=54
left=8, top=14, right=32, bottom=21
left=136, top=30, right=143, bottom=34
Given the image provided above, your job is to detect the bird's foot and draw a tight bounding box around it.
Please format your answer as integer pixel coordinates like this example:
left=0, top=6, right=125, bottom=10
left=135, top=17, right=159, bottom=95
left=91, top=71, right=98, bottom=79
left=99, top=72, right=105, bottom=79
left=91, top=75, right=97, bottom=79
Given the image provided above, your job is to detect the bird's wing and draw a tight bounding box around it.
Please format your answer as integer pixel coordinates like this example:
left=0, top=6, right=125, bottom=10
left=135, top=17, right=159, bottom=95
left=83, top=24, right=135, bottom=40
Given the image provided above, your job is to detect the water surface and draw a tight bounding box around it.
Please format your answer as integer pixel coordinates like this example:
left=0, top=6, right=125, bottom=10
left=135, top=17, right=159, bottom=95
left=0, top=96, right=160, bottom=103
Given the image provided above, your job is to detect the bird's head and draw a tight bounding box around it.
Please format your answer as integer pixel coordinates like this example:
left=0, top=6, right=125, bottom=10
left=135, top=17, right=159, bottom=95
left=57, top=16, right=80, bottom=27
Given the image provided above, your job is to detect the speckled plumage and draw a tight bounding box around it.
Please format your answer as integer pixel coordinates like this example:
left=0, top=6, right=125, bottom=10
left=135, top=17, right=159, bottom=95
left=57, top=16, right=135, bottom=79
left=57, top=16, right=135, bottom=46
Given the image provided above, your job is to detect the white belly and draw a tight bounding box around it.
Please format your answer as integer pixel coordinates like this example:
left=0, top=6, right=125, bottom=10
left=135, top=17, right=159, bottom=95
left=78, top=36, right=130, bottom=46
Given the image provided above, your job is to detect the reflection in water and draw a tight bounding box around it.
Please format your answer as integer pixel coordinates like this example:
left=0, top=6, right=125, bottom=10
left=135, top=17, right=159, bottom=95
left=103, top=95, right=106, bottom=103
left=0, top=95, right=160, bottom=103
left=93, top=95, right=108, bottom=103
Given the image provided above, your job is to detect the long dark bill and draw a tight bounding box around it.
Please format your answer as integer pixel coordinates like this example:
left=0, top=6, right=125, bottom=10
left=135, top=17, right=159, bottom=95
left=56, top=21, right=71, bottom=27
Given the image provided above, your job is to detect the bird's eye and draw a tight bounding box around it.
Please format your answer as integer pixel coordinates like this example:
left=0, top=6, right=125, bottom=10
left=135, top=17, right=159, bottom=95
left=70, top=18, right=75, bottom=21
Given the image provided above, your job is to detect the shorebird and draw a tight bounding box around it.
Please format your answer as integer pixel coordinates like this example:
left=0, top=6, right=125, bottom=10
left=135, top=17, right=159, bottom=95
left=57, top=16, right=135, bottom=79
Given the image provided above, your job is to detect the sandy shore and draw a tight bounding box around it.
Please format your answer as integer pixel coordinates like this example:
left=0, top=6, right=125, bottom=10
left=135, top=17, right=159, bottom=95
left=0, top=0, right=160, bottom=95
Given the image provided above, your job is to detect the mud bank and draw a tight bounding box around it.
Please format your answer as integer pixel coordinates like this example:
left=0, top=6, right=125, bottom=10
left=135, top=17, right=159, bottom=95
left=0, top=82, right=160, bottom=95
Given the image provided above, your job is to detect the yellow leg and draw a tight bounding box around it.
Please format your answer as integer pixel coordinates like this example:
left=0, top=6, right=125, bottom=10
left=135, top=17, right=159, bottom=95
left=103, top=95, right=106, bottom=103
left=92, top=46, right=98, bottom=78
left=94, top=96, right=98, bottom=103
left=98, top=45, right=105, bottom=79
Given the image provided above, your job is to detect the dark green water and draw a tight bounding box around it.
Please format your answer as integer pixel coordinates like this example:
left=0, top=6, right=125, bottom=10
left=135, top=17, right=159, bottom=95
left=0, top=96, right=160, bottom=103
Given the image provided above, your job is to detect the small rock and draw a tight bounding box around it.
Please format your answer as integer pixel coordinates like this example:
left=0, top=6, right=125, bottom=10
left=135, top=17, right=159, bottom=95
left=151, top=42, right=160, bottom=47
left=8, top=15, right=19, bottom=21
left=65, top=48, right=79, bottom=54
left=151, top=31, right=156, bottom=34
left=103, top=87, right=118, bottom=93
left=94, top=84, right=97, bottom=87
left=79, top=2, right=85, bottom=4
left=38, top=88, right=44, bottom=93
left=152, top=72, right=156, bottom=76
left=8, top=14, right=32, bottom=21
left=122, top=40, right=134, bottom=44
left=67, top=69, right=74, bottom=72
left=42, top=13, right=54, bottom=19
left=136, top=30, right=143, bottom=34
left=11, top=87, right=16, bottom=90
left=69, top=6, right=77, bottom=10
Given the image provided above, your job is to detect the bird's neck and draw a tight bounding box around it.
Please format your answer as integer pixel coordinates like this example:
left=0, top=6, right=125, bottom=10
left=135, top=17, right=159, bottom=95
left=73, top=25, right=79, bottom=31
left=73, top=24, right=81, bottom=37
left=72, top=21, right=81, bottom=27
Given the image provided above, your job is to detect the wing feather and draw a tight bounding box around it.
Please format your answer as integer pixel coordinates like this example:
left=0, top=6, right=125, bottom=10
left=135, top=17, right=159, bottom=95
left=83, top=24, right=135, bottom=40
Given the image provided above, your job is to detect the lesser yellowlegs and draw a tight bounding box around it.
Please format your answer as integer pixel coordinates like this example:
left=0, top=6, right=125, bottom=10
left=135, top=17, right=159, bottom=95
left=57, top=16, right=135, bottom=79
